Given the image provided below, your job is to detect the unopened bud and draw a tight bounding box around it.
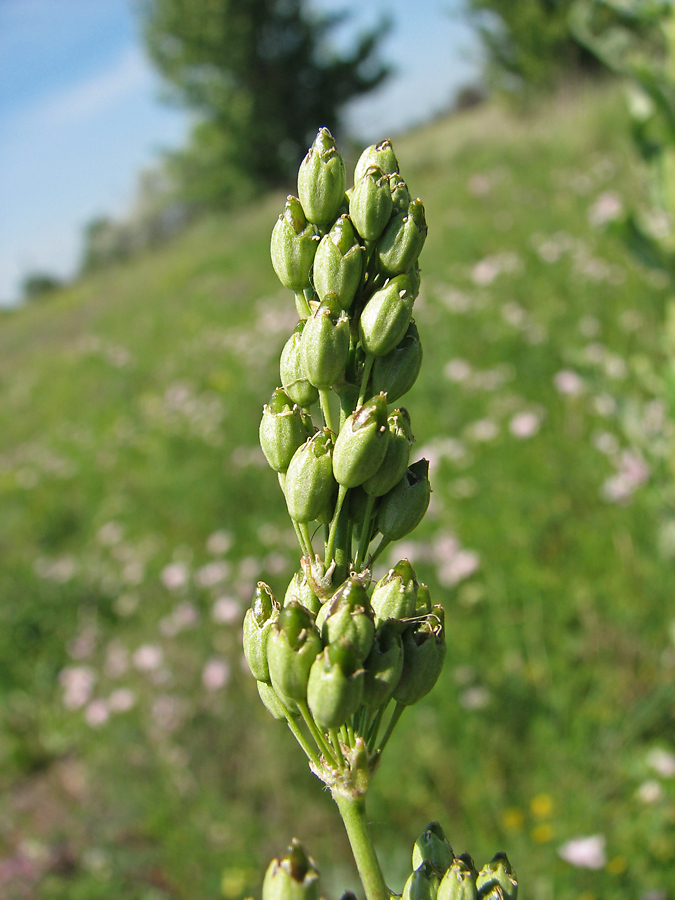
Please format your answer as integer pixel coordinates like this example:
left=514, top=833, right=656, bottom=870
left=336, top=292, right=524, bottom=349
left=402, top=862, right=440, bottom=900
left=333, top=393, right=390, bottom=488
left=262, top=840, right=320, bottom=900
left=412, top=823, right=454, bottom=876
left=284, top=429, right=336, bottom=523
left=307, top=641, right=365, bottom=729
left=377, top=459, right=431, bottom=541
left=350, top=166, right=393, bottom=242
left=359, top=274, right=414, bottom=358
left=267, top=603, right=323, bottom=701
left=271, top=196, right=321, bottom=291
left=372, top=320, right=423, bottom=404
left=281, top=322, right=320, bottom=410
left=362, top=623, right=404, bottom=709
left=370, top=559, right=418, bottom=630
left=260, top=389, right=312, bottom=473
left=298, top=128, right=346, bottom=227
left=438, top=856, right=478, bottom=900
left=313, top=215, right=364, bottom=310
left=362, top=408, right=414, bottom=497
left=476, top=853, right=517, bottom=900
left=243, top=582, right=280, bottom=682
left=377, top=199, right=428, bottom=277
left=393, top=605, right=446, bottom=706
left=354, top=139, right=399, bottom=182
left=301, top=293, right=350, bottom=390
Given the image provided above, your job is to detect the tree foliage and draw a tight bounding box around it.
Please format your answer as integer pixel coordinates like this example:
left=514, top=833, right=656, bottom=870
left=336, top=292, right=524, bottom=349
left=139, top=0, right=391, bottom=206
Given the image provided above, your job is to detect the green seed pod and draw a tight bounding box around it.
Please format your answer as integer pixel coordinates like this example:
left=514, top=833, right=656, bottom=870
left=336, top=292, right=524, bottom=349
left=402, top=862, right=440, bottom=900
left=301, top=293, right=350, bottom=390
left=307, top=641, right=365, bottom=729
left=416, top=582, right=432, bottom=615
left=257, top=681, right=300, bottom=720
left=313, top=215, right=364, bottom=310
left=349, top=166, right=393, bottom=242
left=394, top=605, right=446, bottom=706
left=354, top=139, right=399, bottom=182
left=476, top=853, right=517, bottom=900
left=243, top=582, right=280, bottom=682
left=317, top=576, right=375, bottom=661
left=412, top=823, right=454, bottom=876
left=370, top=559, right=418, bottom=631
left=271, top=196, right=321, bottom=291
left=390, top=172, right=411, bottom=216
left=298, top=128, right=346, bottom=227
left=377, top=458, right=431, bottom=541
left=267, top=602, right=322, bottom=701
left=281, top=322, right=320, bottom=410
left=438, top=857, right=478, bottom=900
left=262, top=839, right=321, bottom=900
left=362, top=408, right=414, bottom=497
left=376, top=199, right=428, bottom=277
left=333, top=393, right=389, bottom=488
left=372, top=320, right=423, bottom=404
left=407, top=261, right=422, bottom=298
left=285, top=428, right=336, bottom=523
left=362, top=622, right=404, bottom=709
left=284, top=570, right=321, bottom=616
left=359, top=274, right=415, bottom=358
left=259, top=389, right=312, bottom=473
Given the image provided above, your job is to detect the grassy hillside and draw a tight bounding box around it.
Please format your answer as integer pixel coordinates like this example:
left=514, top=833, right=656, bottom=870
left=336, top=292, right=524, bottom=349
left=1, top=83, right=674, bottom=900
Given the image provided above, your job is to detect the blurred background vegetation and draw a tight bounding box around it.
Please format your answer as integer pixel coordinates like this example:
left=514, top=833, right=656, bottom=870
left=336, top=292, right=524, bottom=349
left=3, top=2, right=675, bottom=900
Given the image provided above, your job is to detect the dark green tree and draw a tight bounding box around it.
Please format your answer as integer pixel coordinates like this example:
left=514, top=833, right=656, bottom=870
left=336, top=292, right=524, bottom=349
left=139, top=0, right=391, bottom=206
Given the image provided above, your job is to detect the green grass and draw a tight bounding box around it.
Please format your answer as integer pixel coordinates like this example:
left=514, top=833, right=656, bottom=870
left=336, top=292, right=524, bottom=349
left=1, top=82, right=675, bottom=900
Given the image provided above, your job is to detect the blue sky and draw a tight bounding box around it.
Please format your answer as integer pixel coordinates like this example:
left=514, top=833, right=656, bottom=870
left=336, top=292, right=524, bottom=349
left=0, top=0, right=479, bottom=304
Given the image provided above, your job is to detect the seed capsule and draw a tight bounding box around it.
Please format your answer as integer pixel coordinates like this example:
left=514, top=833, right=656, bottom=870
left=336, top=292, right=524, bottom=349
left=259, top=388, right=312, bottom=473
left=284, top=429, right=336, bottom=523
left=475, top=853, right=517, bottom=900
left=280, top=321, right=320, bottom=409
left=333, top=393, right=389, bottom=488
left=389, top=172, right=411, bottom=216
left=362, top=623, right=404, bottom=709
left=362, top=408, right=414, bottom=498
left=271, top=196, right=321, bottom=291
left=257, top=681, right=300, bottom=720
left=262, top=840, right=321, bottom=900
left=267, top=603, right=322, bottom=701
left=350, top=166, right=393, bottom=242
left=312, top=215, right=364, bottom=310
left=370, top=559, right=418, bottom=631
left=298, top=128, right=346, bottom=227
left=437, top=856, right=478, bottom=900
left=377, top=458, right=431, bottom=541
left=393, top=605, right=446, bottom=706
left=412, top=822, right=454, bottom=876
left=243, top=582, right=280, bottom=682
left=316, top=576, right=374, bottom=661
left=372, top=320, right=423, bottom=404
left=307, top=641, right=365, bottom=730
left=354, top=139, right=399, bottom=182
left=359, top=274, right=415, bottom=358
left=376, top=198, right=428, bottom=277
left=402, top=861, right=440, bottom=900
left=284, top=570, right=321, bottom=616
left=301, top=293, right=350, bottom=390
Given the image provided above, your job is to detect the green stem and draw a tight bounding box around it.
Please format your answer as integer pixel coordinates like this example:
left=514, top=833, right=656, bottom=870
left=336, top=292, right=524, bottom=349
left=357, top=353, right=375, bottom=409
left=319, top=389, right=336, bottom=433
left=325, top=483, right=348, bottom=567
left=283, top=709, right=321, bottom=768
left=329, top=729, right=346, bottom=769
left=300, top=521, right=314, bottom=560
left=295, top=291, right=312, bottom=318
left=332, top=793, right=389, bottom=900
left=297, top=700, right=337, bottom=767
left=367, top=703, right=388, bottom=753
left=377, top=702, right=405, bottom=755
left=354, top=494, right=376, bottom=571
left=366, top=535, right=391, bottom=570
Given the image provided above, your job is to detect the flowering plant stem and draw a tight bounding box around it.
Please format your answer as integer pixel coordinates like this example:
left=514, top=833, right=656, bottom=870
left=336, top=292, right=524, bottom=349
left=332, top=793, right=389, bottom=900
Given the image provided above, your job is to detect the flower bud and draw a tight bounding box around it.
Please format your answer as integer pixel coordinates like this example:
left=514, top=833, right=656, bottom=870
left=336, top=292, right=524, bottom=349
left=372, top=320, right=423, bottom=404
left=301, top=293, right=350, bottom=390
left=376, top=199, right=428, bottom=277
left=437, top=857, right=478, bottom=900
left=257, top=681, right=300, bottom=720
left=267, top=602, right=322, bottom=701
left=271, top=196, right=321, bottom=291
left=393, top=605, right=446, bottom=706
left=359, top=274, right=414, bottom=358
left=350, top=166, right=393, bottom=242
left=281, top=322, right=320, bottom=410
left=317, top=576, right=374, bottom=661
left=377, top=459, right=431, bottom=541
left=262, top=839, right=320, bottom=900
left=243, top=582, right=280, bottom=682
left=402, top=862, right=440, bottom=900
left=313, top=215, right=364, bottom=310
left=475, top=853, right=517, bottom=900
left=362, top=408, right=414, bottom=497
left=390, top=173, right=411, bottom=216
left=354, top=139, right=399, bottom=183
left=333, top=393, right=389, bottom=488
left=412, top=823, right=454, bottom=876
left=285, top=428, right=336, bottom=523
left=370, top=559, right=418, bottom=631
left=298, top=128, right=346, bottom=227
left=260, top=389, right=312, bottom=473
left=362, top=622, right=404, bottom=709
left=284, top=570, right=321, bottom=616
left=307, top=641, right=365, bottom=729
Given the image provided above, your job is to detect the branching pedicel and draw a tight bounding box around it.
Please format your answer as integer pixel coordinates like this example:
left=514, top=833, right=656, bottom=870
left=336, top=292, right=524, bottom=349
left=244, top=129, right=517, bottom=900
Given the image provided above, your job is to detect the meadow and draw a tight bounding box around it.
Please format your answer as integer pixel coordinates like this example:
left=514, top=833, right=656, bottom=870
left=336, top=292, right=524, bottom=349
left=1, top=82, right=674, bottom=900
